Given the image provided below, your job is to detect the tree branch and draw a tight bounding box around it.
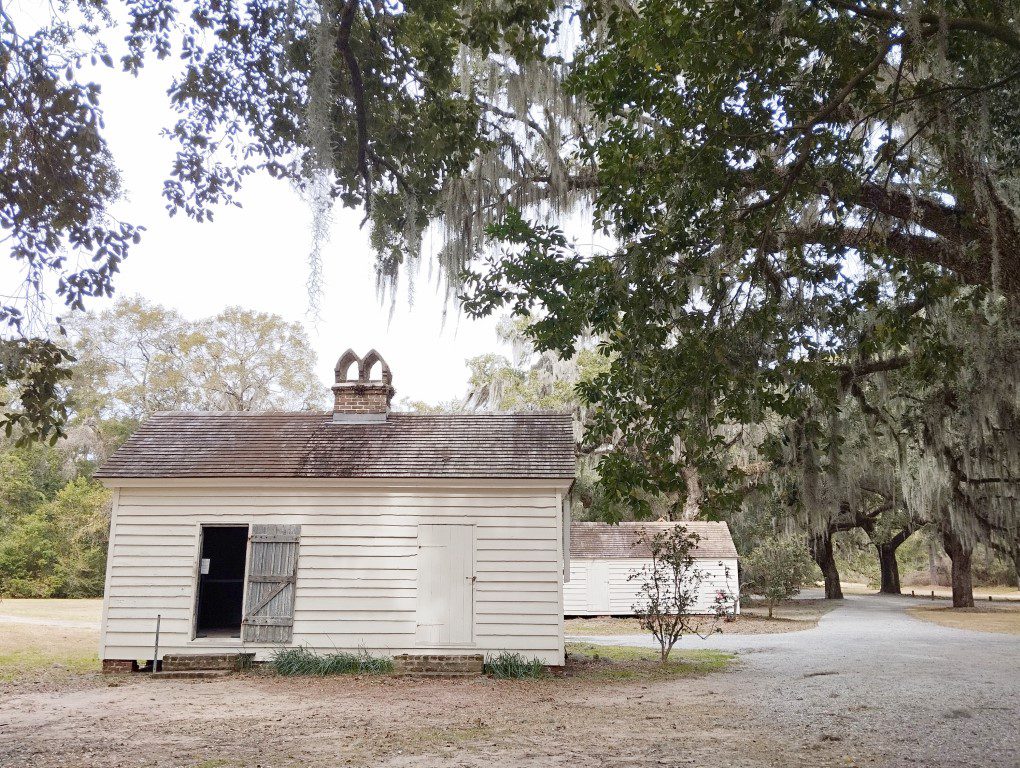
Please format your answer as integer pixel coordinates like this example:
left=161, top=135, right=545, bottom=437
left=763, top=223, right=1019, bottom=295
left=853, top=183, right=981, bottom=246
left=827, top=0, right=1020, bottom=51
left=336, top=0, right=371, bottom=217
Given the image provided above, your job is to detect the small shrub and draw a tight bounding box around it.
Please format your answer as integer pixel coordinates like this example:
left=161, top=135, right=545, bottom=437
left=484, top=651, right=545, bottom=679
left=742, top=535, right=815, bottom=618
left=270, top=647, right=393, bottom=676
left=630, top=525, right=729, bottom=663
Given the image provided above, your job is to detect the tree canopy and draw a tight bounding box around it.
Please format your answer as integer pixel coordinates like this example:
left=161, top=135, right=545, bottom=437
left=2, top=0, right=1018, bottom=604
left=461, top=1, right=1020, bottom=603
left=1, top=0, right=573, bottom=437
left=68, top=297, right=325, bottom=421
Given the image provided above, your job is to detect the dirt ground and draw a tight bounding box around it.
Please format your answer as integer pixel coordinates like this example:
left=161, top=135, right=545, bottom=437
left=3, top=596, right=1017, bottom=767
left=0, top=663, right=866, bottom=768
left=565, top=598, right=837, bottom=636
left=0, top=598, right=864, bottom=768
left=907, top=603, right=1020, bottom=635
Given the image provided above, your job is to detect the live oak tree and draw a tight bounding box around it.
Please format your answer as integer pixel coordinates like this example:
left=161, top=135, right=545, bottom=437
left=462, top=0, right=1020, bottom=607
left=1, top=0, right=578, bottom=438
left=5, top=0, right=1018, bottom=606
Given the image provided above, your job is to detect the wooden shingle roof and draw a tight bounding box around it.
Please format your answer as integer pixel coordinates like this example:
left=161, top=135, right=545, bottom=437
left=96, top=411, right=576, bottom=481
left=570, top=521, right=738, bottom=559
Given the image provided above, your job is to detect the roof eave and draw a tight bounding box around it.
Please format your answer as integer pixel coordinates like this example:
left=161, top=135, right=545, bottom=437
left=98, top=475, right=576, bottom=491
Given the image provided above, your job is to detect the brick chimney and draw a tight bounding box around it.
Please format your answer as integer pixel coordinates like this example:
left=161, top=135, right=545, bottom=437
left=331, top=349, right=395, bottom=423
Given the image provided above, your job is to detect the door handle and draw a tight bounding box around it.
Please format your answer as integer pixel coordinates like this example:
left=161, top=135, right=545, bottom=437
left=466, top=576, right=476, bottom=582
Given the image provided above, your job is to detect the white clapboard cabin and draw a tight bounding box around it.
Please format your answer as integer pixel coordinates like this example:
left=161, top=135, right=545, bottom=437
left=95, top=350, right=575, bottom=669
left=564, top=521, right=739, bottom=616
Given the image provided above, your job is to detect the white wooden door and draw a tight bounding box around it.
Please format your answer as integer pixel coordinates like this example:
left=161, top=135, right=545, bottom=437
left=587, top=560, right=611, bottom=613
left=416, top=524, right=475, bottom=645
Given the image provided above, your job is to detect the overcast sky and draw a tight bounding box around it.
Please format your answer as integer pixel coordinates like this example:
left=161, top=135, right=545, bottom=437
left=6, top=42, right=522, bottom=406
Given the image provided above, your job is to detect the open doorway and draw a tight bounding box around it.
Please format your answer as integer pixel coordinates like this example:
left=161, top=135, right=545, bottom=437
left=195, top=525, right=249, bottom=638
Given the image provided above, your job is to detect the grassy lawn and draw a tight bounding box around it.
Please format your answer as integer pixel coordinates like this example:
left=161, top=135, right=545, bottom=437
left=0, top=598, right=103, bottom=623
left=0, top=622, right=99, bottom=681
left=841, top=582, right=1020, bottom=601
left=0, top=599, right=102, bottom=681
left=907, top=605, right=1020, bottom=635
left=565, top=641, right=733, bottom=681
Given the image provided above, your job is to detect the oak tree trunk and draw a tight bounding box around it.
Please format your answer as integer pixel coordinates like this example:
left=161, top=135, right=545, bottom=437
left=810, top=531, right=843, bottom=600
left=941, top=528, right=975, bottom=608
left=875, top=527, right=913, bottom=595
left=877, top=542, right=902, bottom=594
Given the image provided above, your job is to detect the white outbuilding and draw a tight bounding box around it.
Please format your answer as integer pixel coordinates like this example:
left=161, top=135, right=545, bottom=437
left=564, top=521, right=739, bottom=616
left=95, top=350, right=575, bottom=672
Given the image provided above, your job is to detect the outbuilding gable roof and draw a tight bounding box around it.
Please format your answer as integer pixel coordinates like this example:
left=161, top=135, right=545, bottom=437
left=96, top=411, right=575, bottom=481
left=570, top=521, right=738, bottom=560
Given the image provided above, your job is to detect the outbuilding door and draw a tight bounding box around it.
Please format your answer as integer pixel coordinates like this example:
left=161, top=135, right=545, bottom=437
left=416, top=524, right=475, bottom=646
left=587, top=561, right=611, bottom=613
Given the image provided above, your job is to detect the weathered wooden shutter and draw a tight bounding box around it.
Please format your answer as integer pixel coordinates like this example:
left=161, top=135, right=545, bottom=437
left=242, top=524, right=300, bottom=643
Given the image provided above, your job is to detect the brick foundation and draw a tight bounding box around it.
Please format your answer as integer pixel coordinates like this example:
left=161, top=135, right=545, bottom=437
left=162, top=653, right=254, bottom=672
left=102, top=659, right=140, bottom=674
left=393, top=654, right=484, bottom=676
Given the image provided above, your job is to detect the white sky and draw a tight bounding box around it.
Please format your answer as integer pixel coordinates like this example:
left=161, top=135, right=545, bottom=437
left=5, top=41, right=519, bottom=406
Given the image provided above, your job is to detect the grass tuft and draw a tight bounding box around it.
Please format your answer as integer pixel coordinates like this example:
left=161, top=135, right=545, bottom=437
left=484, top=651, right=546, bottom=679
left=270, top=647, right=393, bottom=676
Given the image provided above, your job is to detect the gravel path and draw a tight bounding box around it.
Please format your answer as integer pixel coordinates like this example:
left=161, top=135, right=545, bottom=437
left=577, top=591, right=1020, bottom=767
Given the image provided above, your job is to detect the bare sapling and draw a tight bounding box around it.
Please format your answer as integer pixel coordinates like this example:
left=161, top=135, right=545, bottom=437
left=630, top=525, right=735, bottom=663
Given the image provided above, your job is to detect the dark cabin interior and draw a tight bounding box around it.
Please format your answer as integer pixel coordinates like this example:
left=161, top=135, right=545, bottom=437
left=195, top=525, right=248, bottom=638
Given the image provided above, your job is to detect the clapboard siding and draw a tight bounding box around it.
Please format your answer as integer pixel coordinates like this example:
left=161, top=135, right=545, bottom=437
left=100, top=483, right=567, bottom=665
left=564, top=557, right=740, bottom=616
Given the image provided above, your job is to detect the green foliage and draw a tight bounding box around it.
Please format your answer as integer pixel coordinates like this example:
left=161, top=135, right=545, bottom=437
left=270, top=647, right=394, bottom=676
left=0, top=340, right=75, bottom=446
left=0, top=468, right=110, bottom=599
left=0, top=450, right=51, bottom=526
left=1, top=0, right=565, bottom=435
left=41, top=478, right=112, bottom=597
left=0, top=298, right=328, bottom=599
left=742, top=536, right=816, bottom=618
left=629, top=525, right=728, bottom=662
left=68, top=297, right=326, bottom=418
left=483, top=651, right=546, bottom=679
left=462, top=2, right=1020, bottom=567
left=0, top=513, right=62, bottom=598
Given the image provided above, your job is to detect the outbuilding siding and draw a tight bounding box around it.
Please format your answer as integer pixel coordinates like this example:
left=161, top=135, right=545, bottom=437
left=101, top=483, right=566, bottom=665
left=563, top=557, right=739, bottom=616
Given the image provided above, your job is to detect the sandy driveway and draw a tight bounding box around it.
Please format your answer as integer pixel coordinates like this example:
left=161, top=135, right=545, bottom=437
left=580, top=591, right=1020, bottom=768
left=1, top=593, right=1016, bottom=767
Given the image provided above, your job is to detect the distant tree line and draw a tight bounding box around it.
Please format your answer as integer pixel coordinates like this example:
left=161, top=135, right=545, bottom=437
left=0, top=299, right=323, bottom=598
